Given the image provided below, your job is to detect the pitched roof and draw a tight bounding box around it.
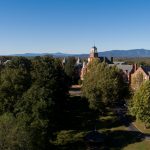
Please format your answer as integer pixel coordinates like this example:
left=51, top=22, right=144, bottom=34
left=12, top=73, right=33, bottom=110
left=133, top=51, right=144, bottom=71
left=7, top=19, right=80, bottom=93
left=109, top=64, right=133, bottom=73
left=113, top=61, right=126, bottom=65
left=141, top=66, right=150, bottom=76
left=99, top=57, right=113, bottom=64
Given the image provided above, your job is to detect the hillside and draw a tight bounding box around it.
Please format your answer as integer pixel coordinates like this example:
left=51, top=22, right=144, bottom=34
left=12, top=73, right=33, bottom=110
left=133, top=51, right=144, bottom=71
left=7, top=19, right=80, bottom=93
left=7, top=49, right=150, bottom=57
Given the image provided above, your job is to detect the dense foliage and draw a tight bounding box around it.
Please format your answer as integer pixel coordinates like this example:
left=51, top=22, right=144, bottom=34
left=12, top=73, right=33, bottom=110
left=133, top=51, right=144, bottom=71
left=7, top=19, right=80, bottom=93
left=0, top=56, right=69, bottom=150
left=129, top=80, right=150, bottom=127
left=0, top=113, right=31, bottom=150
left=64, top=57, right=81, bottom=84
left=82, top=59, right=129, bottom=111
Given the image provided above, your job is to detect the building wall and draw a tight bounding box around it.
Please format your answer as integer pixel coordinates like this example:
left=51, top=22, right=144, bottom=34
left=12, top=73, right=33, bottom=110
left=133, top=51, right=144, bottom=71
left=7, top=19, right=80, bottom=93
left=131, top=67, right=149, bottom=90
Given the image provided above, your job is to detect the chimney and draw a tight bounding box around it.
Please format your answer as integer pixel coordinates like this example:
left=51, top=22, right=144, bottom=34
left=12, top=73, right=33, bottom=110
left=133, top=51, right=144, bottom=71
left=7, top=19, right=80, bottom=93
left=133, top=64, right=138, bottom=72
left=111, top=57, right=113, bottom=63
left=134, top=64, right=138, bottom=71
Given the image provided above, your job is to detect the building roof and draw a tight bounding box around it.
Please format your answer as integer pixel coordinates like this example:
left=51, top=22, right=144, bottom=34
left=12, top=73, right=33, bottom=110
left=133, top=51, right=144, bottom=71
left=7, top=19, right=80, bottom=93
left=109, top=64, right=133, bottom=73
left=141, top=66, right=150, bottom=76
left=90, top=46, right=98, bottom=53
left=113, top=61, right=126, bottom=65
left=99, top=57, right=113, bottom=64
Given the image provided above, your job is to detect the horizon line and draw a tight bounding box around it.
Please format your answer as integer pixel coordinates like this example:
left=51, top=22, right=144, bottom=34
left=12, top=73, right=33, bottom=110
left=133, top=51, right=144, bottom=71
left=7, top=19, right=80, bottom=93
left=0, top=48, right=148, bottom=55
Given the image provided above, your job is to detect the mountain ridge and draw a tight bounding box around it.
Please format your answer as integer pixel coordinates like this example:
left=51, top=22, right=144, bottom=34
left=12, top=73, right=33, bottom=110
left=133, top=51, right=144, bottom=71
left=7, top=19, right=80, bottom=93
left=4, top=49, right=150, bottom=57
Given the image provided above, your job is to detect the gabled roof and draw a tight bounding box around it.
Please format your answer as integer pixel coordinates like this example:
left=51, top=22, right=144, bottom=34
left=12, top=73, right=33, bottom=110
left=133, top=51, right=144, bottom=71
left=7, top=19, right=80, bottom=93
left=113, top=61, right=126, bottom=65
left=141, top=66, right=150, bottom=76
left=109, top=64, right=133, bottom=73
left=99, top=57, right=113, bottom=64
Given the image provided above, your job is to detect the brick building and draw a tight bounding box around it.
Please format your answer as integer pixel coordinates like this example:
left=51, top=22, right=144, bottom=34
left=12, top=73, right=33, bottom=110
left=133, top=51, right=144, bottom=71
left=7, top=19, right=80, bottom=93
left=80, top=46, right=113, bottom=80
left=80, top=46, right=136, bottom=83
left=131, top=66, right=150, bottom=90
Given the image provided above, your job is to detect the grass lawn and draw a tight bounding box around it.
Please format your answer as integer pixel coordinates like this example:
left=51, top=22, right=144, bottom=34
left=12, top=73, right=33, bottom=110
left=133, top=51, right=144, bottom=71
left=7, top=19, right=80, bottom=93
left=110, top=125, right=128, bottom=131
left=51, top=95, right=149, bottom=149
left=123, top=140, right=150, bottom=150
left=133, top=120, right=150, bottom=134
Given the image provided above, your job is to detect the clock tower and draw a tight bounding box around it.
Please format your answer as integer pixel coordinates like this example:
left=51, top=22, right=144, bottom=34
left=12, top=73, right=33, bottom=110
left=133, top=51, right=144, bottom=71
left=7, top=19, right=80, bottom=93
left=88, top=46, right=98, bottom=62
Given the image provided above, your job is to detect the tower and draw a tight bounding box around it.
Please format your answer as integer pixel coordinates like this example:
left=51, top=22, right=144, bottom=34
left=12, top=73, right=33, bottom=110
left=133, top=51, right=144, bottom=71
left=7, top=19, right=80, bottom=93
left=90, top=46, right=98, bottom=58
left=88, top=46, right=98, bottom=63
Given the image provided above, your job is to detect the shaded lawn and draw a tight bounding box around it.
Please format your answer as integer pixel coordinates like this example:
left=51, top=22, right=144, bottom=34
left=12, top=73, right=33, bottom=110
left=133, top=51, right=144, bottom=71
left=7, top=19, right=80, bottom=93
left=61, top=96, right=126, bottom=131
left=105, top=130, right=144, bottom=150
left=96, top=111, right=123, bottom=130
left=52, top=96, right=146, bottom=150
left=61, top=96, right=99, bottom=131
left=52, top=130, right=145, bottom=150
left=123, top=140, right=150, bottom=150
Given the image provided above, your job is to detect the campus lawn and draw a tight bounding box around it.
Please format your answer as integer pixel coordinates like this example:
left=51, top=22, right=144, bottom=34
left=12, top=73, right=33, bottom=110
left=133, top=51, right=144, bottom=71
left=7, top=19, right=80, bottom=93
left=133, top=120, right=150, bottom=134
left=52, top=86, right=148, bottom=149
left=123, top=140, right=150, bottom=150
left=51, top=95, right=149, bottom=150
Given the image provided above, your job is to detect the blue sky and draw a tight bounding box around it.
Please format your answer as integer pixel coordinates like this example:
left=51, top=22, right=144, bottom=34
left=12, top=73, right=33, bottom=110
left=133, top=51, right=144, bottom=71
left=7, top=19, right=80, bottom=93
left=0, top=0, right=150, bottom=54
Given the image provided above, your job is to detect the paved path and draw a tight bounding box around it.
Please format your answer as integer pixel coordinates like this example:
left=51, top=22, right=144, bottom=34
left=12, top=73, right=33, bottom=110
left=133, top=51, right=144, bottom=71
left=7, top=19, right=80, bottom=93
left=128, top=123, right=139, bottom=132
left=116, top=108, right=150, bottom=140
left=69, top=85, right=82, bottom=96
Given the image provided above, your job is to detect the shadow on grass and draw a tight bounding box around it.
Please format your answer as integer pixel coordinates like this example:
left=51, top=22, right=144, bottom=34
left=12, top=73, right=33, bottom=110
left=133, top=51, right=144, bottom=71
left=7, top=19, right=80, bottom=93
left=85, top=130, right=144, bottom=150
left=52, top=130, right=144, bottom=150
left=99, top=108, right=136, bottom=130
left=61, top=96, right=98, bottom=130
left=53, top=96, right=145, bottom=150
left=61, top=96, right=126, bottom=131
left=105, top=130, right=144, bottom=150
left=96, top=115, right=123, bottom=130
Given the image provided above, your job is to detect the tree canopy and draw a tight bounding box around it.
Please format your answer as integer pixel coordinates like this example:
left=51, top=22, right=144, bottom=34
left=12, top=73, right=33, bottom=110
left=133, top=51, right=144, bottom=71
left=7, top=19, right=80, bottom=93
left=0, top=113, right=31, bottom=150
left=82, top=59, right=128, bottom=111
left=0, top=56, right=69, bottom=149
left=129, top=80, right=150, bottom=127
left=0, top=57, right=32, bottom=114
left=64, top=57, right=79, bottom=84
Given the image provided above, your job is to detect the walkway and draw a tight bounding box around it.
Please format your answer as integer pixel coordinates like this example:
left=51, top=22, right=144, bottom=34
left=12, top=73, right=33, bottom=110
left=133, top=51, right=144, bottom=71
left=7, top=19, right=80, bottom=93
left=69, top=85, right=82, bottom=96
left=116, top=108, right=150, bottom=140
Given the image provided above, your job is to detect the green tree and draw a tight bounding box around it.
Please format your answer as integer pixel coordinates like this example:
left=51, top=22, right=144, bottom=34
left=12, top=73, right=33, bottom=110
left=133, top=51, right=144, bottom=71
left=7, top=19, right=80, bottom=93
left=64, top=57, right=76, bottom=84
left=129, top=80, right=150, bottom=127
left=82, top=59, right=128, bottom=111
left=16, top=56, right=69, bottom=150
left=0, top=56, right=69, bottom=149
left=0, top=113, right=31, bottom=150
left=0, top=57, right=31, bottom=114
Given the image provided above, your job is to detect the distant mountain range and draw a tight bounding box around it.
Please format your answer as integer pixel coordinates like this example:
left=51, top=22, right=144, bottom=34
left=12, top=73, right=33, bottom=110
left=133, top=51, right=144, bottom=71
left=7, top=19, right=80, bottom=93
left=99, top=49, right=150, bottom=57
left=7, top=49, right=150, bottom=57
